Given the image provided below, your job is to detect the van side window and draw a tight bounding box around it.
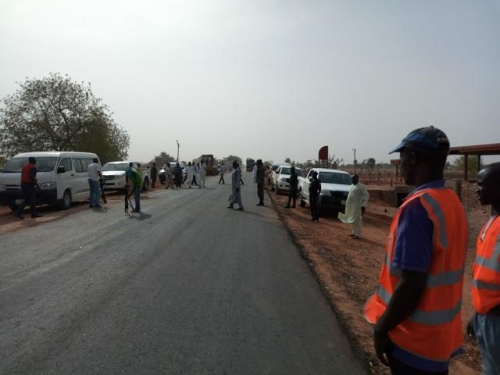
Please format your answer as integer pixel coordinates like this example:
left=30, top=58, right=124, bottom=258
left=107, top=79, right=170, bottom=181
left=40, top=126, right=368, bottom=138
left=60, top=158, right=72, bottom=172
left=72, top=158, right=84, bottom=173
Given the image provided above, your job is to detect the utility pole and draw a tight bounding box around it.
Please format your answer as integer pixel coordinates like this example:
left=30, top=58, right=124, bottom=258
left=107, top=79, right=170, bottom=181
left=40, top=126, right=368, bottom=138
left=176, top=140, right=180, bottom=162
left=352, top=148, right=357, bottom=174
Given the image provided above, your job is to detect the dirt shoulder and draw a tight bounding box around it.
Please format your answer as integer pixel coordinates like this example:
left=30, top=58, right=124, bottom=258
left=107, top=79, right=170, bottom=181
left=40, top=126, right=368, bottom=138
left=267, top=186, right=483, bottom=375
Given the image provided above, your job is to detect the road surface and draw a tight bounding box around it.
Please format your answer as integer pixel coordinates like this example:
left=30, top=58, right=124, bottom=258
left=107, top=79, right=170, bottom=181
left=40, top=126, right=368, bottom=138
left=0, top=174, right=366, bottom=375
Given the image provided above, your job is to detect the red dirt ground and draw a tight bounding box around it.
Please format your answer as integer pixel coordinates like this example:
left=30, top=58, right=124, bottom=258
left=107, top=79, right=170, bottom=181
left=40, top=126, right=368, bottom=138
left=267, top=186, right=485, bottom=375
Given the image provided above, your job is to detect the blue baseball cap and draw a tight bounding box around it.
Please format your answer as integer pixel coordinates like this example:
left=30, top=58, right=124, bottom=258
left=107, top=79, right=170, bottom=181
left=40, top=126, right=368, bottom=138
left=389, top=126, right=450, bottom=154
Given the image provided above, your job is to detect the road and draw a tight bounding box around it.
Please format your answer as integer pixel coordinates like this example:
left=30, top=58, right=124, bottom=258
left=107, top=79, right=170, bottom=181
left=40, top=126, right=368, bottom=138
left=0, top=174, right=366, bottom=375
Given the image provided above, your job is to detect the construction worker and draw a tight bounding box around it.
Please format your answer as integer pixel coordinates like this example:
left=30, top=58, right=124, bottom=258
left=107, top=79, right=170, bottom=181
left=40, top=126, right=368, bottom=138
left=468, top=162, right=500, bottom=374
left=364, top=126, right=468, bottom=374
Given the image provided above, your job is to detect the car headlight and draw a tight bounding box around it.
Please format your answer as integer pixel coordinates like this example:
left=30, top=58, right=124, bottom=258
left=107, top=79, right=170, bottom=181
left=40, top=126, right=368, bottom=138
left=39, top=182, right=56, bottom=190
left=320, top=189, right=330, bottom=196
left=0, top=184, right=6, bottom=191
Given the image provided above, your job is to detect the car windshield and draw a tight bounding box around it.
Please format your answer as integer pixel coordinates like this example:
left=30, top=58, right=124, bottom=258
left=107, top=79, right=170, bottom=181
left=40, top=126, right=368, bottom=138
left=102, top=162, right=129, bottom=171
left=318, top=172, right=351, bottom=185
left=2, top=157, right=58, bottom=173
left=280, top=167, right=303, bottom=177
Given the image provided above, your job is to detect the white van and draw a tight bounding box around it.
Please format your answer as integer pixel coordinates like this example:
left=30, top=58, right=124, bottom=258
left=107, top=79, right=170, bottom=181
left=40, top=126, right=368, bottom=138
left=0, top=151, right=100, bottom=210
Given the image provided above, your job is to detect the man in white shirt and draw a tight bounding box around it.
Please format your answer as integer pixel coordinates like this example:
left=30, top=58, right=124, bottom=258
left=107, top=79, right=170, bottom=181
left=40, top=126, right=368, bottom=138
left=88, top=158, right=102, bottom=208
left=338, top=174, right=370, bottom=239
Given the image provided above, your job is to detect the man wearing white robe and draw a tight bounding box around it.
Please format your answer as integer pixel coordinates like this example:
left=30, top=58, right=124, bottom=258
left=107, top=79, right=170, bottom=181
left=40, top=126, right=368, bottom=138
left=338, top=174, right=369, bottom=239
left=186, top=162, right=194, bottom=188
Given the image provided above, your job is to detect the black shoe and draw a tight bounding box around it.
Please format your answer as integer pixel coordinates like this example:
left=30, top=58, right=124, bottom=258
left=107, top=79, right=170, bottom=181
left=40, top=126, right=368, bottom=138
left=284, top=205, right=290, bottom=208
left=227, top=205, right=234, bottom=209
left=256, top=203, right=264, bottom=206
left=237, top=207, right=244, bottom=211
left=15, top=213, right=24, bottom=220
left=95, top=205, right=102, bottom=208
left=31, top=214, right=43, bottom=218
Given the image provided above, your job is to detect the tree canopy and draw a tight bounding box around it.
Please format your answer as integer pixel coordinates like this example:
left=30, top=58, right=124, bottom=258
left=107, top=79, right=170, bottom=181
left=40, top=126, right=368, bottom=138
left=0, top=73, right=129, bottom=164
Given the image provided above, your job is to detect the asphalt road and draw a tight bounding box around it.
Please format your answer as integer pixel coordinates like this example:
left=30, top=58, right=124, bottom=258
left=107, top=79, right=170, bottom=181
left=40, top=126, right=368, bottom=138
left=0, top=174, right=366, bottom=375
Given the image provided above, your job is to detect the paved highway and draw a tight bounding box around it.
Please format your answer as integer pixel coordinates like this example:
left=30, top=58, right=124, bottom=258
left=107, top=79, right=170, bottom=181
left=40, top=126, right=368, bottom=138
left=0, top=174, right=365, bottom=375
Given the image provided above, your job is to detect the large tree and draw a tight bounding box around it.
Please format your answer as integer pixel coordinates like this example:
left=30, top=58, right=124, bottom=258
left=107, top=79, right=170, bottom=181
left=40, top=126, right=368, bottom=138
left=0, top=73, right=129, bottom=163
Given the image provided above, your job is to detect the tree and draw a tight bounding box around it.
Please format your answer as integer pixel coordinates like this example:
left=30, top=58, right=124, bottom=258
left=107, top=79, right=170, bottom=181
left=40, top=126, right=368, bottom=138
left=222, top=155, right=242, bottom=168
left=285, top=157, right=291, bottom=163
left=0, top=73, right=129, bottom=163
left=152, top=151, right=175, bottom=167
left=367, top=158, right=376, bottom=170
left=453, top=155, right=481, bottom=175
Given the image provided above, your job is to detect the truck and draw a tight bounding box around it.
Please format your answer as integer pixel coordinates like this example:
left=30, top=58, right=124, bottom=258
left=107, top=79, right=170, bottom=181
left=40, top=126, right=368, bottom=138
left=298, top=168, right=352, bottom=215
left=246, top=158, right=255, bottom=172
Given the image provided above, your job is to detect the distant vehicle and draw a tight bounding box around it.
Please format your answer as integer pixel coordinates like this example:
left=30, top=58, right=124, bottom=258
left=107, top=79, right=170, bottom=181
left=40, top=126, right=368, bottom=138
left=298, top=168, right=351, bottom=215
left=101, top=161, right=150, bottom=191
left=246, top=158, right=255, bottom=172
left=272, top=166, right=304, bottom=195
left=271, top=161, right=290, bottom=173
left=0, top=151, right=100, bottom=210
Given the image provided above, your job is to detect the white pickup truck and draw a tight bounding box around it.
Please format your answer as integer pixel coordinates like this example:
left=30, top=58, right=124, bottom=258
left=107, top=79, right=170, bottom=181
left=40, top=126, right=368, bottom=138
left=101, top=161, right=150, bottom=191
left=298, top=168, right=352, bottom=214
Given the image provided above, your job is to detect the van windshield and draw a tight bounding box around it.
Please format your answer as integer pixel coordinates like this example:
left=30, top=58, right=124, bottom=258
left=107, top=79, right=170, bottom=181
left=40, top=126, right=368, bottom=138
left=102, top=162, right=129, bottom=171
left=2, top=157, right=58, bottom=173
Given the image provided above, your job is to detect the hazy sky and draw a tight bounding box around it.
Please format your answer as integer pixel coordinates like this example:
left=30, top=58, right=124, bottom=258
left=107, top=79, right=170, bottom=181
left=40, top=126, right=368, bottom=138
left=1, top=0, right=499, bottom=165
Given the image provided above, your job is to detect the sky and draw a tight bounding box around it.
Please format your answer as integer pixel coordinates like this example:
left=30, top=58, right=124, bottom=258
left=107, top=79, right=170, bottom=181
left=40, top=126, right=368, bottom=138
left=1, top=0, right=499, bottom=165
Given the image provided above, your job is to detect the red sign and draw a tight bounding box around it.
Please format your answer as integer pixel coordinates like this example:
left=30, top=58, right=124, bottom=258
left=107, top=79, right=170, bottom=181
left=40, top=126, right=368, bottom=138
left=318, top=146, right=328, bottom=160
left=390, top=159, right=401, bottom=165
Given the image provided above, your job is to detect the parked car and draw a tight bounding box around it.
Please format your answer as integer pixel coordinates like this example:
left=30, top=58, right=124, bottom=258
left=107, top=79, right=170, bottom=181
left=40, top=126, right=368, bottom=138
left=270, top=162, right=291, bottom=191
left=298, top=168, right=351, bottom=215
left=272, top=166, right=304, bottom=195
left=0, top=151, right=100, bottom=210
left=101, top=161, right=150, bottom=191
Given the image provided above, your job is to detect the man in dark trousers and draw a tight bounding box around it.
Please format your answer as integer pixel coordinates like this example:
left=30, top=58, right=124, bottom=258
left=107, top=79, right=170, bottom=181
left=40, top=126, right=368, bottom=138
left=15, top=157, right=42, bottom=220
left=255, top=159, right=265, bottom=206
left=309, top=171, right=321, bottom=222
left=173, top=162, right=183, bottom=188
left=150, top=162, right=157, bottom=188
left=285, top=166, right=299, bottom=208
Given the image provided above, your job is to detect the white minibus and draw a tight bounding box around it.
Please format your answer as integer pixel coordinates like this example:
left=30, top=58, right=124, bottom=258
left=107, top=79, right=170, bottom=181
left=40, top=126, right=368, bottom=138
left=0, top=151, right=100, bottom=210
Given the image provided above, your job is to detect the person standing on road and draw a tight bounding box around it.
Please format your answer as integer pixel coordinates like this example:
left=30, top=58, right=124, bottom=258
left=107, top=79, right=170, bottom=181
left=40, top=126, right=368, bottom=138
left=199, top=161, right=206, bottom=188
left=468, top=162, right=500, bottom=374
left=364, top=126, right=468, bottom=374
left=194, top=162, right=200, bottom=187
left=15, top=157, right=42, bottom=220
left=165, top=162, right=174, bottom=189
left=150, top=162, right=158, bottom=188
left=186, top=162, right=194, bottom=188
left=88, top=158, right=102, bottom=209
left=126, top=162, right=142, bottom=213
left=309, top=171, right=321, bottom=222
left=174, top=162, right=183, bottom=188
left=227, top=161, right=243, bottom=211
left=256, top=159, right=265, bottom=206
left=218, top=162, right=226, bottom=184
left=285, top=166, right=299, bottom=208
left=338, top=174, right=370, bottom=239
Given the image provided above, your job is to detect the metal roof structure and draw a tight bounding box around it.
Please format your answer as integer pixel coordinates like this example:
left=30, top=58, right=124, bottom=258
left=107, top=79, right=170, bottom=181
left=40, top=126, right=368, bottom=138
left=448, top=143, right=500, bottom=181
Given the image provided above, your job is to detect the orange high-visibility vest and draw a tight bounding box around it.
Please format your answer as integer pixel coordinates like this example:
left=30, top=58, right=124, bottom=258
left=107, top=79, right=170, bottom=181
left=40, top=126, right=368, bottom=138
left=364, top=188, right=468, bottom=364
left=472, top=216, right=500, bottom=314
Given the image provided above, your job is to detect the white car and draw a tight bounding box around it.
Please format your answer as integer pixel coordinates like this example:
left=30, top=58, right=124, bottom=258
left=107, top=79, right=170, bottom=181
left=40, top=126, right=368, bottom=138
left=101, top=161, right=150, bottom=191
left=273, top=166, right=304, bottom=195
left=299, top=168, right=351, bottom=214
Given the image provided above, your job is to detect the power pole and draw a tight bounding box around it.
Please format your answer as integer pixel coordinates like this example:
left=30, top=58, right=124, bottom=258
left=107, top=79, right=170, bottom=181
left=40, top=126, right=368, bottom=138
left=352, top=148, right=357, bottom=173
left=176, top=140, right=180, bottom=162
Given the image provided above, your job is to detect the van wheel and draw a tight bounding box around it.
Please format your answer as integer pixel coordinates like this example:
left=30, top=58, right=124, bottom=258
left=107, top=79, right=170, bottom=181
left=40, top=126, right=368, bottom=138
left=142, top=178, right=149, bottom=191
left=275, top=188, right=280, bottom=195
left=299, top=198, right=306, bottom=207
left=60, top=190, right=72, bottom=210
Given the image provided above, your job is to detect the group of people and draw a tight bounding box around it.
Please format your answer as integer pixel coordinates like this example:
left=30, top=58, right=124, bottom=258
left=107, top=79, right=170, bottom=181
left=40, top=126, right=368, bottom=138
left=160, top=161, right=208, bottom=190
left=361, top=126, right=500, bottom=375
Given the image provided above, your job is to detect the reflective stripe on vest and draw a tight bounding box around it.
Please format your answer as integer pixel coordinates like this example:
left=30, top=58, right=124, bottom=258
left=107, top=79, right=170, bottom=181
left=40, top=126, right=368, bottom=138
left=472, top=221, right=500, bottom=314
left=364, top=187, right=468, bottom=362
